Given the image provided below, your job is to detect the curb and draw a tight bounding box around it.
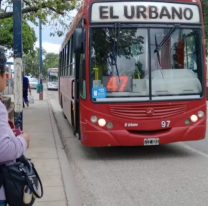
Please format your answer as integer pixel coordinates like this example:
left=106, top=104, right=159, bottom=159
left=47, top=98, right=82, bottom=206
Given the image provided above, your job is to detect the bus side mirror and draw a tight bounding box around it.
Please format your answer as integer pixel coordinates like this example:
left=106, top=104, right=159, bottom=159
left=73, top=28, right=85, bottom=54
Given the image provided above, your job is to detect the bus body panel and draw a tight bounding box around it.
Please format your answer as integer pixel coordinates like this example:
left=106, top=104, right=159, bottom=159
left=79, top=97, right=206, bottom=146
left=60, top=77, right=75, bottom=125
left=59, top=0, right=207, bottom=147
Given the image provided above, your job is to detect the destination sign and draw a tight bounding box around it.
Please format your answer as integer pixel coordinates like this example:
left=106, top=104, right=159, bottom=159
left=91, top=2, right=200, bottom=24
left=50, top=68, right=58, bottom=72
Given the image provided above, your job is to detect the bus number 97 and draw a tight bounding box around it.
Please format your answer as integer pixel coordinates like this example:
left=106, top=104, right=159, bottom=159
left=161, top=120, right=171, bottom=128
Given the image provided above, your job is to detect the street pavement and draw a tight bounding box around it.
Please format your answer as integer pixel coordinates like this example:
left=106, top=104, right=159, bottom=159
left=47, top=89, right=208, bottom=206
left=23, top=88, right=82, bottom=206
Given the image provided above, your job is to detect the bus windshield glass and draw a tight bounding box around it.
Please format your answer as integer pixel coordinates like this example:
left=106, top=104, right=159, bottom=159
left=48, top=70, right=58, bottom=82
left=90, top=27, right=203, bottom=102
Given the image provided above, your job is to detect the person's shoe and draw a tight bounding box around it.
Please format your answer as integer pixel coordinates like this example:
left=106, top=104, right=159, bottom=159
left=26, top=102, right=29, bottom=107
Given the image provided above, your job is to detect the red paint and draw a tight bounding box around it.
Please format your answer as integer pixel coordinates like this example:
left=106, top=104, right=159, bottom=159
left=146, top=108, right=154, bottom=117
left=39, top=92, right=43, bottom=100
left=59, top=0, right=207, bottom=147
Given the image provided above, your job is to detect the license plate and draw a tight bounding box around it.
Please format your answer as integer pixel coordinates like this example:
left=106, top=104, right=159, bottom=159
left=144, top=138, right=159, bottom=146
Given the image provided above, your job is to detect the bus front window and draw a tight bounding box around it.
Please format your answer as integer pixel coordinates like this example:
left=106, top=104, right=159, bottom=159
left=48, top=73, right=58, bottom=82
left=90, top=27, right=203, bottom=102
left=150, top=28, right=202, bottom=99
left=91, top=28, right=149, bottom=100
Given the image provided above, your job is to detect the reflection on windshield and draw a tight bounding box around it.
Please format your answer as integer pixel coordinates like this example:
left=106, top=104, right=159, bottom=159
left=150, top=28, right=202, bottom=99
left=48, top=73, right=58, bottom=82
left=91, top=27, right=203, bottom=101
left=91, top=28, right=148, bottom=97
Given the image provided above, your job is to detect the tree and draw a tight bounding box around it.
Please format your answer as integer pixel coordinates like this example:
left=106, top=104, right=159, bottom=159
left=201, top=0, right=208, bottom=56
left=0, top=0, right=81, bottom=37
left=0, top=17, right=36, bottom=55
left=23, top=48, right=59, bottom=78
left=201, top=0, right=208, bottom=38
left=23, top=47, right=46, bottom=77
left=43, top=53, right=59, bottom=77
left=91, top=28, right=145, bottom=77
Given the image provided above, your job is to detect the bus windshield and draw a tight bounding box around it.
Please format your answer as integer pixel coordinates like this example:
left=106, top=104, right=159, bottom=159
left=90, top=27, right=203, bottom=102
left=48, top=70, right=58, bottom=82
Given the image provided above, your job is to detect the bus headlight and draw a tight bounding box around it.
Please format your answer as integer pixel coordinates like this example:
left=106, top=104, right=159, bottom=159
left=98, top=119, right=106, bottom=127
left=198, top=111, right=204, bottom=118
left=90, top=116, right=98, bottom=123
left=107, top=122, right=113, bottom=129
left=190, top=115, right=198, bottom=122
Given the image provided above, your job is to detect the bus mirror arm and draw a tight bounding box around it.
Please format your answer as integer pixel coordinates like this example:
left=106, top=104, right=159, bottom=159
left=73, top=28, right=86, bottom=54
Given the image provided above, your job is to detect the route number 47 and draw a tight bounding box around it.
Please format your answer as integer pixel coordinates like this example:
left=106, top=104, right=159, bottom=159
left=161, top=120, right=171, bottom=128
left=106, top=76, right=128, bottom=92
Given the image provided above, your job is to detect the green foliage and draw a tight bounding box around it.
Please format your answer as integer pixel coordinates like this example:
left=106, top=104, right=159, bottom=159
left=23, top=48, right=45, bottom=77
left=92, top=28, right=144, bottom=64
left=201, top=0, right=208, bottom=56
left=0, top=17, right=36, bottom=55
left=201, top=0, right=208, bottom=39
left=0, top=0, right=81, bottom=37
left=23, top=48, right=59, bottom=78
left=43, top=53, right=59, bottom=77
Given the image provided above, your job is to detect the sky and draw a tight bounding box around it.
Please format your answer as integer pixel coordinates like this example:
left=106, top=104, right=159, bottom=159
left=1, top=2, right=77, bottom=71
left=32, top=22, right=64, bottom=54
left=7, top=9, right=77, bottom=66
left=7, top=22, right=66, bottom=64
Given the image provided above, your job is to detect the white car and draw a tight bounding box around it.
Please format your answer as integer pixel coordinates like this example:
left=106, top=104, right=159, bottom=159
left=29, top=78, right=39, bottom=89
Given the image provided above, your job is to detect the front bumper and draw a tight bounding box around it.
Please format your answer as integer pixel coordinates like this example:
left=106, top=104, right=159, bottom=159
left=81, top=125, right=206, bottom=147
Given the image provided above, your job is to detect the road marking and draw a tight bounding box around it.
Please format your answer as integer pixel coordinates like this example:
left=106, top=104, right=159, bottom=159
left=183, top=144, right=208, bottom=159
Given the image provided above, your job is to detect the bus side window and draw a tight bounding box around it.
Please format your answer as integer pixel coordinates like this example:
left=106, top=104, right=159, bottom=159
left=71, top=53, right=75, bottom=76
left=80, top=54, right=86, bottom=99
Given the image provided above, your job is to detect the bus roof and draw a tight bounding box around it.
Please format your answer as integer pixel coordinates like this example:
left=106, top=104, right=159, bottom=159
left=60, top=0, right=202, bottom=52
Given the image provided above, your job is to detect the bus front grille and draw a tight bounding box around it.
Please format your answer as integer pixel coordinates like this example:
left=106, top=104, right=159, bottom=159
left=109, top=104, right=187, bottom=119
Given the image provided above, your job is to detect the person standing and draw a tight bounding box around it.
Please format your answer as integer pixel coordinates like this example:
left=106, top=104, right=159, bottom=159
left=0, top=47, right=30, bottom=206
left=23, top=75, right=31, bottom=107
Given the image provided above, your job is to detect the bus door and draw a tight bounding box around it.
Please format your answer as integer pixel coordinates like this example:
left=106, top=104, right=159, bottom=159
left=73, top=25, right=86, bottom=139
left=73, top=51, right=80, bottom=137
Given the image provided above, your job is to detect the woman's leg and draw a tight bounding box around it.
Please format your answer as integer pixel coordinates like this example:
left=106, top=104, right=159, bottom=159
left=23, top=90, right=29, bottom=107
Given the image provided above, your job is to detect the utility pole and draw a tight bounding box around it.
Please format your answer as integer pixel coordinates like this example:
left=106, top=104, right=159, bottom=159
left=39, top=18, right=43, bottom=100
left=13, top=0, right=23, bottom=130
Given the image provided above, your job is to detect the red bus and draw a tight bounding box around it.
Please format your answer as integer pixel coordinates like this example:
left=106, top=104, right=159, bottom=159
left=59, top=0, right=207, bottom=147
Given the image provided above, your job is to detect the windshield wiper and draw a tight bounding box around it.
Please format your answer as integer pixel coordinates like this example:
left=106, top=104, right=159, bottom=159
left=154, top=24, right=180, bottom=53
left=154, top=34, right=161, bottom=66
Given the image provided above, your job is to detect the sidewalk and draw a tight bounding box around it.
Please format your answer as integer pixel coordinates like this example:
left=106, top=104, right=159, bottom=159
left=23, top=90, right=67, bottom=206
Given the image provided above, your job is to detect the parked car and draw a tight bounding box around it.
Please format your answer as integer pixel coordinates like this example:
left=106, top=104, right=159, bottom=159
left=29, top=78, right=38, bottom=89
